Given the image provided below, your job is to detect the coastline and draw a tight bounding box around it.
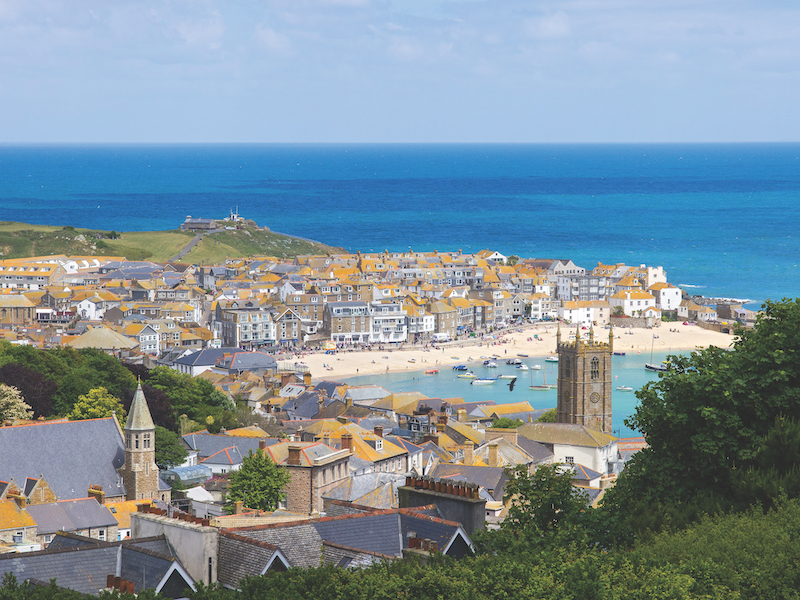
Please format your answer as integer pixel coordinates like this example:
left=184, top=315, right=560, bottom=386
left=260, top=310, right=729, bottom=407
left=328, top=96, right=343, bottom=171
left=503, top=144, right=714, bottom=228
left=294, top=322, right=735, bottom=382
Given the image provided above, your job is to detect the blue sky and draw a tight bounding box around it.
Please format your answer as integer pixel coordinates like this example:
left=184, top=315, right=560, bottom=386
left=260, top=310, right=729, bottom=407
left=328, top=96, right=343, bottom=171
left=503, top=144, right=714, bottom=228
left=2, top=0, right=798, bottom=143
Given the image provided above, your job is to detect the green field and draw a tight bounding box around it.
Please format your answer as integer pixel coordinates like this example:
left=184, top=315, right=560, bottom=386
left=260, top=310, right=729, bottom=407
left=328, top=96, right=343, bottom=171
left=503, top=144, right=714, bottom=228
left=0, top=222, right=341, bottom=263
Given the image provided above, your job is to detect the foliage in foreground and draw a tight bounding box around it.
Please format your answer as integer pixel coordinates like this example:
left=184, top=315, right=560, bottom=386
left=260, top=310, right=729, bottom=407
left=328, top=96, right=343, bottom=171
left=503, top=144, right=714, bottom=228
left=225, top=448, right=291, bottom=512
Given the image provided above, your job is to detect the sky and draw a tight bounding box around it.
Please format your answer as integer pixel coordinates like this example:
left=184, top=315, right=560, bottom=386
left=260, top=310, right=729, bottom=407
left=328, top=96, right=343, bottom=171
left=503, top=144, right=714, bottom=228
left=1, top=0, right=798, bottom=143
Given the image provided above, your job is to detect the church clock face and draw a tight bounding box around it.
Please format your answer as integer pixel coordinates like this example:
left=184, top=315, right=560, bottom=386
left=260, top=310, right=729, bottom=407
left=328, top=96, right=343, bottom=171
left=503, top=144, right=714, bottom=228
left=590, top=392, right=600, bottom=403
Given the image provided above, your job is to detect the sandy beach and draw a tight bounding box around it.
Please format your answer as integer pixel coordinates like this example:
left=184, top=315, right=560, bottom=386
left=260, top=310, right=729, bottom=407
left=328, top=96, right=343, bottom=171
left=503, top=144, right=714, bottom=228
left=295, top=323, right=735, bottom=382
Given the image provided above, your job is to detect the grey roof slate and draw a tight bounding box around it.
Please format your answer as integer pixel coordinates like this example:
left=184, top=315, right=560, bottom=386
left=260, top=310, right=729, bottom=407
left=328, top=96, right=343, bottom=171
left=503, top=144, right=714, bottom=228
left=119, top=546, right=174, bottom=593
left=315, top=513, right=403, bottom=557
left=217, top=533, right=283, bottom=589
left=516, top=436, right=555, bottom=464
left=431, top=464, right=507, bottom=501
left=181, top=433, right=279, bottom=461
left=27, top=498, right=118, bottom=535
left=219, top=352, right=277, bottom=372
left=173, top=347, right=243, bottom=367
left=314, top=381, right=346, bottom=398
left=400, top=514, right=458, bottom=550
left=235, top=523, right=323, bottom=568
left=0, top=418, right=127, bottom=501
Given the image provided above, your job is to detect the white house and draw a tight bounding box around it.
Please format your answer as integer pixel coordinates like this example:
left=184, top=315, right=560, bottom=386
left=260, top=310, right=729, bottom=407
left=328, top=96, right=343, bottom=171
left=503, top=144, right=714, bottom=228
left=609, top=290, right=656, bottom=317
left=558, top=300, right=610, bottom=327
left=649, top=282, right=683, bottom=311
left=518, top=423, right=619, bottom=477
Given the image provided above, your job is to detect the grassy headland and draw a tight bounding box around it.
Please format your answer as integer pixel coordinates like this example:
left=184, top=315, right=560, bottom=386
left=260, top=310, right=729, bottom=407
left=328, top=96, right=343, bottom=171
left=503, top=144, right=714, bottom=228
left=0, top=222, right=342, bottom=263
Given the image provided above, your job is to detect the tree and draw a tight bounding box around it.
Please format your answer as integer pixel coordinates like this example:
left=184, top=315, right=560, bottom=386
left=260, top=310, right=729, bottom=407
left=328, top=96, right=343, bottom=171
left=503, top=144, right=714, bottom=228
left=475, top=464, right=594, bottom=555
left=537, top=408, right=557, bottom=423
left=612, top=306, right=624, bottom=316
left=0, top=383, right=33, bottom=421
left=603, top=299, right=800, bottom=538
left=492, top=417, right=523, bottom=429
left=225, top=448, right=291, bottom=512
left=155, top=425, right=188, bottom=470
left=0, top=364, right=56, bottom=418
left=68, top=387, right=126, bottom=422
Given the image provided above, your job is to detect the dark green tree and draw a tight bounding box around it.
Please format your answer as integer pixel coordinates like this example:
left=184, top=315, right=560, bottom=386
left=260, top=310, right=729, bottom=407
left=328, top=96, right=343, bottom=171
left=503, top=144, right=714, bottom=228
left=537, top=408, right=557, bottom=423
left=154, top=425, right=188, bottom=470
left=491, top=417, right=523, bottom=428
left=225, top=448, right=290, bottom=512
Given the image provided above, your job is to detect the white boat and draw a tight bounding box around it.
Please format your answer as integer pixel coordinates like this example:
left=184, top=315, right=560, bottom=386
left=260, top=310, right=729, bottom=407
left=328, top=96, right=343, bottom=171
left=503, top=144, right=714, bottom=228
left=616, top=385, right=633, bottom=392
left=484, top=361, right=498, bottom=368
left=545, top=356, right=559, bottom=362
left=498, top=374, right=516, bottom=379
left=471, top=377, right=497, bottom=386
left=529, top=364, right=542, bottom=370
left=516, top=364, right=529, bottom=371
left=457, top=371, right=476, bottom=379
left=506, top=358, right=522, bottom=365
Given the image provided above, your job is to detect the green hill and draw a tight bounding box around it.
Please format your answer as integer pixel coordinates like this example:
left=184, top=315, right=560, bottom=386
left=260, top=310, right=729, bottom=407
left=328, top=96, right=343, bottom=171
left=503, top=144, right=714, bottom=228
left=0, top=222, right=342, bottom=263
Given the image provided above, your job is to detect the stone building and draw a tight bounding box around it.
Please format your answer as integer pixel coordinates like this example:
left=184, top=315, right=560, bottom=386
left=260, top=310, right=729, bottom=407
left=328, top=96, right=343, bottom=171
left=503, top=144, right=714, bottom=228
left=556, top=325, right=613, bottom=434
left=120, top=383, right=164, bottom=502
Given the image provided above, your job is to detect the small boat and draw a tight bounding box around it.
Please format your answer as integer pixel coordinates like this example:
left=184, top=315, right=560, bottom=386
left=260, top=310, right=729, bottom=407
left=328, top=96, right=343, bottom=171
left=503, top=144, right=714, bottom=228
left=645, top=363, right=668, bottom=372
left=451, top=356, right=460, bottom=360
left=516, top=364, right=529, bottom=371
left=483, top=360, right=498, bottom=368
left=517, top=353, right=529, bottom=358
left=506, top=358, right=522, bottom=365
left=529, top=364, right=542, bottom=370
left=616, top=385, right=633, bottom=391
left=408, top=359, right=416, bottom=363
left=529, top=385, right=550, bottom=391
left=452, top=365, right=468, bottom=371
left=472, top=377, right=498, bottom=386
left=613, top=352, right=626, bottom=356
left=545, top=356, right=559, bottom=362
left=458, top=371, right=476, bottom=379
left=498, top=374, right=516, bottom=379
left=424, top=369, right=439, bottom=375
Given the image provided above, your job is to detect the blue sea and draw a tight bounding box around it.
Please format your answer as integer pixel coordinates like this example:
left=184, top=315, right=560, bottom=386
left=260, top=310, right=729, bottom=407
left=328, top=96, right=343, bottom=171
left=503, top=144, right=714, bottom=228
left=345, top=351, right=674, bottom=439
left=2, top=143, right=799, bottom=305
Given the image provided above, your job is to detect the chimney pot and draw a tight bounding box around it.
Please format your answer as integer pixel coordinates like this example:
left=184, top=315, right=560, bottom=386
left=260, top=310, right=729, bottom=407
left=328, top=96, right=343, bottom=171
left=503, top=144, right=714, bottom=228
left=341, top=433, right=353, bottom=452
left=114, top=576, right=121, bottom=590
left=258, top=439, right=267, bottom=451
left=106, top=575, right=115, bottom=589
left=373, top=425, right=383, bottom=438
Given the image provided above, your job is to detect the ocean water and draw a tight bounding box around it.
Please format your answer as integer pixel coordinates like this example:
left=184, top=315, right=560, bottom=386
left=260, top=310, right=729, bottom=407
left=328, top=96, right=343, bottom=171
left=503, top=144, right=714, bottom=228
left=345, top=350, right=673, bottom=439
left=1, top=143, right=799, bottom=305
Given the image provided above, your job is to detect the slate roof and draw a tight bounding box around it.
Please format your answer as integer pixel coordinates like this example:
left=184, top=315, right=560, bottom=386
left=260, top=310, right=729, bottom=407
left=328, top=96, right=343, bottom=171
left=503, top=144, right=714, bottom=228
left=27, top=498, right=118, bottom=535
left=227, top=506, right=468, bottom=571
left=125, top=383, right=155, bottom=431
left=201, top=446, right=244, bottom=467
left=313, top=381, right=347, bottom=398
left=0, top=418, right=127, bottom=501
left=173, top=347, right=243, bottom=367
left=0, top=533, right=188, bottom=597
left=217, top=532, right=286, bottom=589
left=218, top=352, right=277, bottom=372
left=431, top=464, right=507, bottom=501
left=181, top=433, right=279, bottom=461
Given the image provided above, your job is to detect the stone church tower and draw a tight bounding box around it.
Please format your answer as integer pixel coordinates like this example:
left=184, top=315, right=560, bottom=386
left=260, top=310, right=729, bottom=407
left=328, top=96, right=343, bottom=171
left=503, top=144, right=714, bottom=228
left=120, top=382, right=159, bottom=501
left=556, top=324, right=613, bottom=434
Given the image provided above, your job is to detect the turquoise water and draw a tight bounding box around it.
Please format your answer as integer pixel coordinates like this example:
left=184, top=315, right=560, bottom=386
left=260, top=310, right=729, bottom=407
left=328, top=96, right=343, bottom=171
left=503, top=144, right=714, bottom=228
left=344, top=350, right=676, bottom=438
left=1, top=143, right=799, bottom=305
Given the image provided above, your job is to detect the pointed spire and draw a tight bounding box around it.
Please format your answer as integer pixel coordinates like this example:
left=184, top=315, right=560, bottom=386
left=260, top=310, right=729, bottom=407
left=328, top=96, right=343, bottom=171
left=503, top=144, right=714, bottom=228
left=125, top=380, right=155, bottom=431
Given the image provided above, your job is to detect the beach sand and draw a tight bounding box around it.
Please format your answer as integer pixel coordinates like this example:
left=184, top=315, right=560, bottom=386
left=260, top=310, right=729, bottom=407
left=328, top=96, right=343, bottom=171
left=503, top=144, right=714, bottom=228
left=293, top=323, right=735, bottom=382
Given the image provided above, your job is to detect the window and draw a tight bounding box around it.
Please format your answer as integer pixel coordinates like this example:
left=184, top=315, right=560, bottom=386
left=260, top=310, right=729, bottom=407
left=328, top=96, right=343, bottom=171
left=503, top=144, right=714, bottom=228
left=565, top=456, right=574, bottom=464
left=98, top=529, right=106, bottom=541
left=591, top=356, right=599, bottom=380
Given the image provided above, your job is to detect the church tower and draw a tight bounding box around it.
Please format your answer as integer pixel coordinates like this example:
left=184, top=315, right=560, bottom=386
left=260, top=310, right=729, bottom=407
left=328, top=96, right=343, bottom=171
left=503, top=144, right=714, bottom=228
left=120, top=381, right=159, bottom=501
left=556, top=324, right=613, bottom=434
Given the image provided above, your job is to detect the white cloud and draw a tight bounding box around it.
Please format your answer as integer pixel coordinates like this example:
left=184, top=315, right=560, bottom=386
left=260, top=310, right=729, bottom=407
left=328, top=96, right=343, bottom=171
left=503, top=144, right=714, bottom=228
left=256, top=24, right=293, bottom=55
left=524, top=12, right=570, bottom=40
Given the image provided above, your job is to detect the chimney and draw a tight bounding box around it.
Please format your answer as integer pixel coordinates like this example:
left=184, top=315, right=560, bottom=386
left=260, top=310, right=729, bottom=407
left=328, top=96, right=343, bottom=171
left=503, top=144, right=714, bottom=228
left=8, top=490, right=25, bottom=509
left=234, top=500, right=244, bottom=514
left=422, top=433, right=439, bottom=446
left=288, top=443, right=302, bottom=465
left=438, top=413, right=448, bottom=427
left=88, top=485, right=105, bottom=505
left=318, top=394, right=325, bottom=415
left=345, top=397, right=353, bottom=408
left=303, top=372, right=312, bottom=386
left=258, top=439, right=267, bottom=451
left=457, top=409, right=467, bottom=422
left=488, top=442, right=500, bottom=468
left=322, top=434, right=331, bottom=447
left=463, top=441, right=474, bottom=466
left=341, top=433, right=353, bottom=452
left=373, top=425, right=383, bottom=438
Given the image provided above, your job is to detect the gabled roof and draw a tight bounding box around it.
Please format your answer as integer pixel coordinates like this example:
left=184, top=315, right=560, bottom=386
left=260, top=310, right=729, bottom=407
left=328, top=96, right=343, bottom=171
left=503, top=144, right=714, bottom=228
left=0, top=417, right=127, bottom=501
left=27, top=498, right=118, bottom=535
left=181, top=433, right=280, bottom=461
left=517, top=423, right=617, bottom=448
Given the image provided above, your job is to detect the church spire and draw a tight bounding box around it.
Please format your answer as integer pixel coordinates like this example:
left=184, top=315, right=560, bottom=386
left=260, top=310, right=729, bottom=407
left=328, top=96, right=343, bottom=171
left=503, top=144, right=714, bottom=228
left=125, top=380, right=155, bottom=432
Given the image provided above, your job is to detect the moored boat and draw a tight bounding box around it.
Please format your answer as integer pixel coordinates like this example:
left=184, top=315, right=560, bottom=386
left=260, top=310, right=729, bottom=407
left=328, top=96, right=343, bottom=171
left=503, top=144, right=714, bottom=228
left=616, top=385, right=633, bottom=391
left=452, top=365, right=468, bottom=371
left=483, top=360, right=498, bottom=368
left=545, top=356, right=559, bottom=362
left=471, top=377, right=497, bottom=386
left=645, top=363, right=668, bottom=372
left=529, top=364, right=542, bottom=370
left=457, top=371, right=476, bottom=379
left=516, top=364, right=529, bottom=371
left=506, top=358, right=522, bottom=365
left=424, top=369, right=439, bottom=375
left=498, top=374, right=516, bottom=379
